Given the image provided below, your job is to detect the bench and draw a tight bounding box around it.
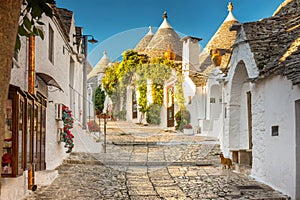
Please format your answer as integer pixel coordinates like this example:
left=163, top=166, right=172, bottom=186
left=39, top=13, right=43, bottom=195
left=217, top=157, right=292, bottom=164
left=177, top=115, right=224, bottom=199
left=230, top=149, right=252, bottom=167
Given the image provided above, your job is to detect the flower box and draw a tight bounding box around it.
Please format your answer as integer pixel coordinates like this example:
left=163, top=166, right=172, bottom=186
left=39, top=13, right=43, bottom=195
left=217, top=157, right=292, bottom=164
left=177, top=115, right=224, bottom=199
left=183, top=128, right=193, bottom=135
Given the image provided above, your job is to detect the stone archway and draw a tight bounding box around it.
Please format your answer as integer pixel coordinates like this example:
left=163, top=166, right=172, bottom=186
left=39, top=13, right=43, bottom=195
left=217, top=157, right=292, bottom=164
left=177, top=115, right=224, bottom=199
left=228, top=61, right=252, bottom=150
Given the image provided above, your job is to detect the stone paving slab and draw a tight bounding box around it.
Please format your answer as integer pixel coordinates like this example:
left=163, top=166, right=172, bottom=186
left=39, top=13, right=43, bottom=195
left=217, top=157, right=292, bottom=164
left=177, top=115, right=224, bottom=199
left=24, top=121, right=290, bottom=200
left=24, top=152, right=290, bottom=200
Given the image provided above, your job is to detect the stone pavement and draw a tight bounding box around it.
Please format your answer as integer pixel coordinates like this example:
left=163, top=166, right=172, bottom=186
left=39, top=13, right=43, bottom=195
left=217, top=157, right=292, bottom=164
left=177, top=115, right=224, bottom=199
left=24, top=121, right=290, bottom=200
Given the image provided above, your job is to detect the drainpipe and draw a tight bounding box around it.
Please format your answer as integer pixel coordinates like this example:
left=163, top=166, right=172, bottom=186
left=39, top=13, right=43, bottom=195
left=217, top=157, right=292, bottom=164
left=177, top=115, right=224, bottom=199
left=28, top=35, right=37, bottom=191
left=28, top=36, right=35, bottom=94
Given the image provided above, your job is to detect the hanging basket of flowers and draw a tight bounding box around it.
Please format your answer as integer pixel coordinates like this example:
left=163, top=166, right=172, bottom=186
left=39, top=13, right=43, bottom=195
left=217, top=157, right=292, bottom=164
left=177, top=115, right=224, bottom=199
left=62, top=105, right=74, bottom=153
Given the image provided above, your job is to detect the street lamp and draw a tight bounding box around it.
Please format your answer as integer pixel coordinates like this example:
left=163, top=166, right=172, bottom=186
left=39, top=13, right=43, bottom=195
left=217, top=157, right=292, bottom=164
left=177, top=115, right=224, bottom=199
left=74, top=34, right=98, bottom=130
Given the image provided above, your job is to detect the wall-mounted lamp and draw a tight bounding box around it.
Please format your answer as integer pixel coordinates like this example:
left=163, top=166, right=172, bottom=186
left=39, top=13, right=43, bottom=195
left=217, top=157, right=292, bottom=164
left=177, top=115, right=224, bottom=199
left=73, top=34, right=98, bottom=130
left=73, top=34, right=98, bottom=46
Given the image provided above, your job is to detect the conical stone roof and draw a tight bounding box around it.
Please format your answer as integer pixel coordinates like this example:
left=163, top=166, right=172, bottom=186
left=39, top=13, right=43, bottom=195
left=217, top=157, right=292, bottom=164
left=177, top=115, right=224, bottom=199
left=273, top=0, right=300, bottom=16
left=87, top=51, right=110, bottom=80
left=199, top=2, right=238, bottom=73
left=135, top=26, right=154, bottom=53
left=144, top=12, right=182, bottom=60
left=189, top=2, right=238, bottom=87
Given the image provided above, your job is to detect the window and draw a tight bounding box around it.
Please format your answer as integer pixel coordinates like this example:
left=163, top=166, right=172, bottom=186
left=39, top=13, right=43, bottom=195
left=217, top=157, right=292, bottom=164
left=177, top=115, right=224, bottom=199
left=26, top=99, right=33, bottom=170
left=2, top=86, right=26, bottom=177
left=271, top=125, right=279, bottom=136
left=2, top=87, right=47, bottom=178
left=34, top=103, right=40, bottom=170
left=37, top=93, right=47, bottom=170
left=48, top=25, right=54, bottom=63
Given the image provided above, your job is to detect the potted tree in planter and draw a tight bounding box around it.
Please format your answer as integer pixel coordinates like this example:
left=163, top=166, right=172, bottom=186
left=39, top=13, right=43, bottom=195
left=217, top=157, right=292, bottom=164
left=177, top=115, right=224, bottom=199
left=183, top=123, right=193, bottom=134
left=175, top=109, right=193, bottom=134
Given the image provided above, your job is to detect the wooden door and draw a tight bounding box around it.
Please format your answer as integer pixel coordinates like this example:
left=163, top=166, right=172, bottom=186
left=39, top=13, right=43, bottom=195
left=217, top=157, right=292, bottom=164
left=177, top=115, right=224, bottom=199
left=247, top=91, right=253, bottom=149
left=167, top=86, right=174, bottom=127
left=132, top=91, right=137, bottom=119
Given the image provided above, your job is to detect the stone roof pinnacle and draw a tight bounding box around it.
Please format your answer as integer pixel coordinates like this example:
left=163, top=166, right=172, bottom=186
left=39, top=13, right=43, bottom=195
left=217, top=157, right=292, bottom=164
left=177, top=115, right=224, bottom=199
left=228, top=2, right=233, bottom=12
left=224, top=2, right=238, bottom=22
left=147, top=26, right=154, bottom=35
left=159, top=11, right=172, bottom=29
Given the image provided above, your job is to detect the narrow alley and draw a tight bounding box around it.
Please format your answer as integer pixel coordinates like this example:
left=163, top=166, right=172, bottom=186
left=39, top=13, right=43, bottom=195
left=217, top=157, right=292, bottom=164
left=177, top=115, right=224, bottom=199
left=24, top=121, right=289, bottom=200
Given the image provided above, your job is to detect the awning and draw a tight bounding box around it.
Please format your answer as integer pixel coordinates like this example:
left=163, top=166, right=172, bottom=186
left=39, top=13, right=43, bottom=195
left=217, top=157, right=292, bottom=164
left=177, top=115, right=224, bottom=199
left=36, top=72, right=63, bottom=91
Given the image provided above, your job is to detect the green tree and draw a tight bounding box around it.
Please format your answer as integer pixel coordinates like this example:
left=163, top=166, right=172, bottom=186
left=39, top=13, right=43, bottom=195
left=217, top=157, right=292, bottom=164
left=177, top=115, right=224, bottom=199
left=16, top=0, right=55, bottom=51
left=102, top=62, right=119, bottom=97
left=93, top=86, right=106, bottom=115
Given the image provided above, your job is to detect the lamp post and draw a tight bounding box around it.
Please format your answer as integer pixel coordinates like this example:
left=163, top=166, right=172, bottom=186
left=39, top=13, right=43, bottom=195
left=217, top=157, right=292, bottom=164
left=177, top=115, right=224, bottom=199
left=81, top=35, right=98, bottom=130
left=87, top=85, right=91, bottom=123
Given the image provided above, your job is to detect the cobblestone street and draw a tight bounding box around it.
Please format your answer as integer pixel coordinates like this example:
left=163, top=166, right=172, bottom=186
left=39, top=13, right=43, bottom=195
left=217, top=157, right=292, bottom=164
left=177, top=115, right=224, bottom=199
left=25, top=121, right=289, bottom=200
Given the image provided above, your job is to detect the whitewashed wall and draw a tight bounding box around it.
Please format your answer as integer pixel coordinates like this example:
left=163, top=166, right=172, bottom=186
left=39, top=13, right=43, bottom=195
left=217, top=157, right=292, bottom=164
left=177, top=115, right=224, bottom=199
left=35, top=16, right=70, bottom=169
left=222, top=27, right=258, bottom=156
left=10, top=37, right=28, bottom=90
left=2, top=8, right=85, bottom=200
left=251, top=75, right=299, bottom=199
left=224, top=27, right=299, bottom=199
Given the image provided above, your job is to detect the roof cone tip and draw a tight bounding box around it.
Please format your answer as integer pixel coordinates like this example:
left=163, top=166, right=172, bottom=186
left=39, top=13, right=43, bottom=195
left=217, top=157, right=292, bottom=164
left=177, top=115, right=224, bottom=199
left=228, top=2, right=233, bottom=12
left=159, top=11, right=172, bottom=29
left=163, top=11, right=167, bottom=19
left=147, top=26, right=154, bottom=35
left=224, top=2, right=237, bottom=22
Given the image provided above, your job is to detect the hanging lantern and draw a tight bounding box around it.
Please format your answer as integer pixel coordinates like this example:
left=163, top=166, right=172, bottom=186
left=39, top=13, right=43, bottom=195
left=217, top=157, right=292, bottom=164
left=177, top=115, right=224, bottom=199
left=164, top=44, right=175, bottom=60
left=212, top=49, right=222, bottom=66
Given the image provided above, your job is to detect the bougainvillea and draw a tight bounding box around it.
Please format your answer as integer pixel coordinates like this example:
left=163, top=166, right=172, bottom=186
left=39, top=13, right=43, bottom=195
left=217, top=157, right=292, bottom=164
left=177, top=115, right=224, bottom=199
left=62, top=105, right=74, bottom=153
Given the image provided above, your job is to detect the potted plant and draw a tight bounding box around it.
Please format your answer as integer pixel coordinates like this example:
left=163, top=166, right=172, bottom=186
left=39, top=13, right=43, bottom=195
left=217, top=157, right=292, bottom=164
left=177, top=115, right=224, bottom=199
left=175, top=109, right=191, bottom=131
left=183, top=123, right=193, bottom=134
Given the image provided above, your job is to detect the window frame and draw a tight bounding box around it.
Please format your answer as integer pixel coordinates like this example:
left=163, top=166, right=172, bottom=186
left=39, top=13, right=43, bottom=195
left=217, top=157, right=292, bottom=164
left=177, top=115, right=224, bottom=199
left=48, top=24, right=54, bottom=63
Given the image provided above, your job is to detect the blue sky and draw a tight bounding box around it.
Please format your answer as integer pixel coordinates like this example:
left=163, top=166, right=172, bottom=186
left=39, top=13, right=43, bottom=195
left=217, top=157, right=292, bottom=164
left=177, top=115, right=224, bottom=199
left=56, top=0, right=284, bottom=66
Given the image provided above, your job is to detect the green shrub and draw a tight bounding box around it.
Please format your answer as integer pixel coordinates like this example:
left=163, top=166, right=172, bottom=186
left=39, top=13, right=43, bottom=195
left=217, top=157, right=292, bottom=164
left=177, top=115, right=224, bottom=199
left=146, top=104, right=161, bottom=125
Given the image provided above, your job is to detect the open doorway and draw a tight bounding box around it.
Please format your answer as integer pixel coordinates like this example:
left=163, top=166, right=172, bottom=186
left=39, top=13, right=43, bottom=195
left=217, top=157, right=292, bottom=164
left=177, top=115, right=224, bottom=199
left=295, top=99, right=300, bottom=199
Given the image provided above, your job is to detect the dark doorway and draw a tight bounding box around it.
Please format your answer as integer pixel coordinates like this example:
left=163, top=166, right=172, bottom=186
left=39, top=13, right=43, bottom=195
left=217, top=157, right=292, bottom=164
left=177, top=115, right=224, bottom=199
left=132, top=92, right=137, bottom=119
left=167, top=86, right=174, bottom=127
left=295, top=99, right=300, bottom=199
left=247, top=91, right=253, bottom=149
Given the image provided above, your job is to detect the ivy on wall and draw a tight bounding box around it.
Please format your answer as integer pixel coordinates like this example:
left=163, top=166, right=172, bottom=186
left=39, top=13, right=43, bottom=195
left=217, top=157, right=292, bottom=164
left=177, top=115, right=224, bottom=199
left=138, top=83, right=147, bottom=123
left=175, top=72, right=185, bottom=110
left=102, top=49, right=184, bottom=125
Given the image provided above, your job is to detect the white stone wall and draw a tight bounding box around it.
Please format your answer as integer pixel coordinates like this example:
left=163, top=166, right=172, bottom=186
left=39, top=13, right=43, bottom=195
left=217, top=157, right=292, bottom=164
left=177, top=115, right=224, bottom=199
left=223, top=27, right=299, bottom=199
left=251, top=76, right=299, bottom=199
left=222, top=27, right=258, bottom=156
left=126, top=87, right=133, bottom=122
left=35, top=15, right=71, bottom=169
left=3, top=11, right=85, bottom=200
left=186, top=87, right=203, bottom=129
left=10, top=37, right=28, bottom=90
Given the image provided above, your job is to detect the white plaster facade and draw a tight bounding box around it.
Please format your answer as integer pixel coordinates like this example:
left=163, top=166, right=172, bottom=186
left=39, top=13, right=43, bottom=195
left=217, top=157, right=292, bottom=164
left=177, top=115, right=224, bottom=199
left=1, top=9, right=85, bottom=200
left=222, top=26, right=300, bottom=199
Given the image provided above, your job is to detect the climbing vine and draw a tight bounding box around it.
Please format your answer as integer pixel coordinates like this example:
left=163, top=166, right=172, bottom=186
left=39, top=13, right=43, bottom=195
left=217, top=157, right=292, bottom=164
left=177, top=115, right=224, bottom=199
left=102, top=49, right=184, bottom=125
left=138, top=83, right=147, bottom=123
left=152, top=83, right=164, bottom=105
left=175, top=72, right=185, bottom=110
